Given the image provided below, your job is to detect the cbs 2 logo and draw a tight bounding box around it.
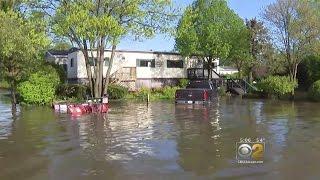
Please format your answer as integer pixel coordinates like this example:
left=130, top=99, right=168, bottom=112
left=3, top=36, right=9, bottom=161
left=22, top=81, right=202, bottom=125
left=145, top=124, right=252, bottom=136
left=237, top=143, right=264, bottom=160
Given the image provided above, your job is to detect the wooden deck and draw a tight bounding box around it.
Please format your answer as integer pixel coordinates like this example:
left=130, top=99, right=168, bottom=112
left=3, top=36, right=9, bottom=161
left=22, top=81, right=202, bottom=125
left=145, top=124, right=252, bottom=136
left=187, top=68, right=257, bottom=95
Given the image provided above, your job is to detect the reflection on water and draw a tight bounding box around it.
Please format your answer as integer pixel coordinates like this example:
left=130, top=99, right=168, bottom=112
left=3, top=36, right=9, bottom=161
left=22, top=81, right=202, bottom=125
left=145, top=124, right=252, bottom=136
left=0, top=90, right=20, bottom=140
left=0, top=95, right=320, bottom=179
left=0, top=101, right=13, bottom=139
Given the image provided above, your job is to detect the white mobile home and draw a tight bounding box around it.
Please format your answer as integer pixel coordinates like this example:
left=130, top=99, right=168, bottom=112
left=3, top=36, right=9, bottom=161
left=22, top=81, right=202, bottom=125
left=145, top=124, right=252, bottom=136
left=48, top=48, right=238, bottom=90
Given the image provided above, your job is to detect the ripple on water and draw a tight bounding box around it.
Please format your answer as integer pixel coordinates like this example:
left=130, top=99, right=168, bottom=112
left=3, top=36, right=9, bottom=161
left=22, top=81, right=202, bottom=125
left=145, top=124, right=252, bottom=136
left=1, top=99, right=320, bottom=179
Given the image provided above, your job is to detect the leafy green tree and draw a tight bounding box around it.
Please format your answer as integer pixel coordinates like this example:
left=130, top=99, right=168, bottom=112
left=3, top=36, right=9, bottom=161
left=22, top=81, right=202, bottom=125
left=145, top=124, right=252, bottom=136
left=263, top=0, right=320, bottom=93
left=50, top=0, right=176, bottom=98
left=298, top=55, right=320, bottom=88
left=245, top=18, right=271, bottom=82
left=0, top=10, right=49, bottom=110
left=175, top=0, right=247, bottom=78
left=0, top=0, right=16, bottom=11
left=226, top=26, right=251, bottom=78
left=51, top=40, right=72, bottom=51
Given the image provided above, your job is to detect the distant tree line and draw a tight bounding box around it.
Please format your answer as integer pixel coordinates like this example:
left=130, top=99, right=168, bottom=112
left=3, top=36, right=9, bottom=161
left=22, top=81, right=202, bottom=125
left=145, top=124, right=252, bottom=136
left=175, top=0, right=320, bottom=97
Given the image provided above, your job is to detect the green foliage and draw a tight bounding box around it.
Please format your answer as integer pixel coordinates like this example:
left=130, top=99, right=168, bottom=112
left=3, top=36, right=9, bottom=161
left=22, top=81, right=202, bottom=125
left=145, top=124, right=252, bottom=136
left=0, top=9, right=49, bottom=104
left=178, top=79, right=189, bottom=88
left=52, top=0, right=176, bottom=97
left=218, top=86, right=226, bottom=96
left=223, top=73, right=240, bottom=79
left=308, top=80, right=320, bottom=101
left=244, top=18, right=271, bottom=80
left=135, top=87, right=151, bottom=100
left=304, top=55, right=320, bottom=86
left=46, top=62, right=67, bottom=83
left=257, top=76, right=298, bottom=97
left=107, top=84, right=128, bottom=99
left=0, top=10, right=49, bottom=77
left=0, top=0, right=17, bottom=11
left=0, top=80, right=9, bottom=89
left=57, top=84, right=89, bottom=100
left=226, top=27, right=251, bottom=78
left=176, top=0, right=247, bottom=63
left=263, top=0, right=320, bottom=82
left=17, top=68, right=60, bottom=105
left=126, top=86, right=179, bottom=101
left=51, top=41, right=72, bottom=51
left=161, top=86, right=179, bottom=99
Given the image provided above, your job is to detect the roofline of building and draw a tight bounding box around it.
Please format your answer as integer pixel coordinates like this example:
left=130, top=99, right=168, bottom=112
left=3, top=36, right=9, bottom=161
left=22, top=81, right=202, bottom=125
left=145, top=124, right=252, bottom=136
left=68, top=47, right=182, bottom=56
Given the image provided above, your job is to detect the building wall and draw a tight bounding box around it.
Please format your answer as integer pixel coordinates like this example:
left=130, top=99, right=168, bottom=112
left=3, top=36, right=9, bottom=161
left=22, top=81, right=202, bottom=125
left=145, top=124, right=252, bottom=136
left=136, top=54, right=187, bottom=79
left=67, top=51, right=79, bottom=79
left=72, top=50, right=198, bottom=79
left=64, top=50, right=238, bottom=88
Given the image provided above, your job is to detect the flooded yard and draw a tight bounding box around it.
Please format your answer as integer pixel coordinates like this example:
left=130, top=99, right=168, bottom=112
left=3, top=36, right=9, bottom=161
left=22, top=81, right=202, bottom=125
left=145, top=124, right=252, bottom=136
left=0, top=90, right=320, bottom=179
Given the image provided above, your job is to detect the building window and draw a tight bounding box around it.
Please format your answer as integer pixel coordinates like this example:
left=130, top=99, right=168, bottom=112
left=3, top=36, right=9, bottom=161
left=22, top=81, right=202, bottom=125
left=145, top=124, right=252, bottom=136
left=137, top=59, right=155, bottom=68
left=167, top=60, right=183, bottom=68
left=70, top=58, right=74, bottom=67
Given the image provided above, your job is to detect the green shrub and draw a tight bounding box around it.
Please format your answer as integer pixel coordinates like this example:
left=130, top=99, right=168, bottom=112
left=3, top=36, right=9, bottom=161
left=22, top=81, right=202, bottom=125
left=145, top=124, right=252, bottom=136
left=107, top=84, right=128, bottom=99
left=257, top=76, right=297, bottom=97
left=57, top=84, right=89, bottom=100
left=17, top=69, right=60, bottom=105
left=162, top=86, right=179, bottom=99
left=134, top=86, right=178, bottom=100
left=179, top=79, right=189, bottom=88
left=308, top=80, right=320, bottom=101
left=151, top=87, right=164, bottom=94
left=136, top=87, right=151, bottom=100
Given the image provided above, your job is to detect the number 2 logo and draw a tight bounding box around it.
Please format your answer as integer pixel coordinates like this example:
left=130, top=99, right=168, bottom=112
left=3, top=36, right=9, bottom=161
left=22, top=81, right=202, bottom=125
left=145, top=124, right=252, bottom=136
left=252, top=143, right=264, bottom=160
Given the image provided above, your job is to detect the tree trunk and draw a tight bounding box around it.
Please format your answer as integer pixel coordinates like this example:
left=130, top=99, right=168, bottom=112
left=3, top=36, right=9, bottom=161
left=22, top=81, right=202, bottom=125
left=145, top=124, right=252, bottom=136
left=249, top=68, right=253, bottom=83
left=99, top=37, right=105, bottom=97
left=207, top=57, right=212, bottom=79
left=103, top=44, right=117, bottom=94
left=94, top=45, right=100, bottom=98
left=82, top=45, right=94, bottom=98
left=10, top=80, right=17, bottom=115
left=237, top=66, right=242, bottom=79
left=290, top=63, right=298, bottom=97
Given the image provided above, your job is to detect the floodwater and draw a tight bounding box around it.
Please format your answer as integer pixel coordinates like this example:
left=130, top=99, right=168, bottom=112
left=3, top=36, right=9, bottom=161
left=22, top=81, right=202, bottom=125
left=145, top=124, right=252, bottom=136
left=0, top=90, right=320, bottom=180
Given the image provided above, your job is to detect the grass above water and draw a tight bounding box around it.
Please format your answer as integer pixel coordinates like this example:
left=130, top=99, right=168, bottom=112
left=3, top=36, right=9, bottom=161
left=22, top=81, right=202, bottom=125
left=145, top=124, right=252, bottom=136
left=124, top=86, right=179, bottom=101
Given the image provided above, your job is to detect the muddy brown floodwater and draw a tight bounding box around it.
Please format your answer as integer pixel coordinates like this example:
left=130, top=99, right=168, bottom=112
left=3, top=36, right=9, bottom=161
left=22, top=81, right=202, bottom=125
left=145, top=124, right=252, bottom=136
left=0, top=90, right=320, bottom=180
